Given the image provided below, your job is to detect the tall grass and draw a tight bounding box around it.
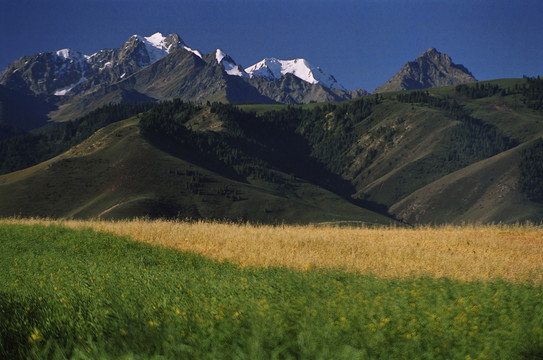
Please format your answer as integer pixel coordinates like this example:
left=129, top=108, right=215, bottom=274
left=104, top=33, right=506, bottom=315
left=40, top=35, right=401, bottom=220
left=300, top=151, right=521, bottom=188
left=4, top=218, right=542, bottom=284
left=1, top=222, right=542, bottom=359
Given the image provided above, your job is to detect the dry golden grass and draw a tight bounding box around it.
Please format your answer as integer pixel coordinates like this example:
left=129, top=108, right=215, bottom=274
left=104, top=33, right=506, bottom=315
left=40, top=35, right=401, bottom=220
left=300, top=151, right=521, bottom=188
left=3, top=218, right=543, bottom=284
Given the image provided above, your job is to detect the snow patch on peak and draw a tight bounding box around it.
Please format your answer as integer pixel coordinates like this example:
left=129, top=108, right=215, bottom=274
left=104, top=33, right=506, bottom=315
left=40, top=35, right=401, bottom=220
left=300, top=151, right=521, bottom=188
left=215, top=49, right=227, bottom=64
left=245, top=58, right=345, bottom=90
left=245, top=58, right=282, bottom=80
left=132, top=32, right=186, bottom=64
left=144, top=32, right=167, bottom=49
left=54, top=76, right=86, bottom=96
left=55, top=49, right=86, bottom=62
left=215, top=49, right=249, bottom=78
left=136, top=33, right=171, bottom=64
left=184, top=46, right=202, bottom=59
left=56, top=49, right=72, bottom=59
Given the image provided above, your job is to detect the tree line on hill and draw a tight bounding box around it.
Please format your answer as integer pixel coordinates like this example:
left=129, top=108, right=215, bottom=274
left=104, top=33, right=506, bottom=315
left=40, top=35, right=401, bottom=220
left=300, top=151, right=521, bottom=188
left=518, top=138, right=543, bottom=202
left=454, top=78, right=543, bottom=203
left=522, top=76, right=543, bottom=112
left=257, top=96, right=382, bottom=174
left=517, top=77, right=543, bottom=202
left=139, top=97, right=391, bottom=213
left=396, top=90, right=517, bottom=169
left=455, top=77, right=543, bottom=110
left=140, top=101, right=270, bottom=182
left=139, top=100, right=355, bottom=196
left=455, top=83, right=505, bottom=99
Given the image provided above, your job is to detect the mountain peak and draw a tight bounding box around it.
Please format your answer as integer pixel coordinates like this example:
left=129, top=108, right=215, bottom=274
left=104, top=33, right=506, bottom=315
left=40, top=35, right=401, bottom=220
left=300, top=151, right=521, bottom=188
left=130, top=32, right=185, bottom=64
left=143, top=32, right=165, bottom=44
left=418, top=47, right=453, bottom=66
left=215, top=49, right=229, bottom=64
left=422, top=47, right=439, bottom=55
left=374, top=48, right=476, bottom=93
left=215, top=49, right=249, bottom=78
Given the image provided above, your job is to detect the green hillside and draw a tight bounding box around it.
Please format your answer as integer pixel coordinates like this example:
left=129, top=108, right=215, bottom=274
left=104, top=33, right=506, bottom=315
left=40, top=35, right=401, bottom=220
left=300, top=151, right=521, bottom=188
left=0, top=115, right=394, bottom=225
left=1, top=77, right=542, bottom=224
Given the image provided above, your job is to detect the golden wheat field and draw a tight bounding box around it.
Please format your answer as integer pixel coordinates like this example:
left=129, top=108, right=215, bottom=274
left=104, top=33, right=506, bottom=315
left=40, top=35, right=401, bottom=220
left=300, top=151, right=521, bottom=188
left=3, top=218, right=543, bottom=284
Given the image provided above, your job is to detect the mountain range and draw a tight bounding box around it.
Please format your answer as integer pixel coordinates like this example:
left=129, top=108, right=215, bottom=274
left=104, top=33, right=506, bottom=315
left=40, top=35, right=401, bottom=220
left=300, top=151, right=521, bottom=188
left=0, top=32, right=369, bottom=126
left=1, top=32, right=541, bottom=225
left=0, top=33, right=478, bottom=130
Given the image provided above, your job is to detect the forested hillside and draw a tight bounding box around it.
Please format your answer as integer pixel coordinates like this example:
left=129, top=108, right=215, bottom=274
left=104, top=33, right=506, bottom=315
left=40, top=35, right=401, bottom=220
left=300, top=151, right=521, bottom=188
left=1, top=78, right=542, bottom=224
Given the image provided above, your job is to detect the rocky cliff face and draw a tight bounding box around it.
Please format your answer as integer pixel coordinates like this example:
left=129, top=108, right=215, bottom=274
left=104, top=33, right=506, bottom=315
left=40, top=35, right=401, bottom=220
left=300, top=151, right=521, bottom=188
left=374, top=48, right=476, bottom=93
left=249, top=74, right=367, bottom=104
left=0, top=50, right=90, bottom=95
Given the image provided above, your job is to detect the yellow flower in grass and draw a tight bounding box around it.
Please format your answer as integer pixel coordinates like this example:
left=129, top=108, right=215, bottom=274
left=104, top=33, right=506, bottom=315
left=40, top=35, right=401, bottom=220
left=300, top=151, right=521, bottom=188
left=148, top=320, right=157, bottom=327
left=28, top=328, right=43, bottom=344
left=379, top=318, right=390, bottom=327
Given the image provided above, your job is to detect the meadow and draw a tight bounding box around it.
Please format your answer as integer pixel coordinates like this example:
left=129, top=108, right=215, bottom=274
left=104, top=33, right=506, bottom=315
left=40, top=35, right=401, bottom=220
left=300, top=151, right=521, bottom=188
left=1, top=219, right=542, bottom=359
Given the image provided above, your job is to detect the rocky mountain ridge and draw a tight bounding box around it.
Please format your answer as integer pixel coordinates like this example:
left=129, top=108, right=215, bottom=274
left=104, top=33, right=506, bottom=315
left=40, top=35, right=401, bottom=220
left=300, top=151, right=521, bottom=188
left=0, top=33, right=188, bottom=97
left=0, top=32, right=368, bottom=126
left=0, top=32, right=358, bottom=99
left=0, top=34, right=481, bottom=134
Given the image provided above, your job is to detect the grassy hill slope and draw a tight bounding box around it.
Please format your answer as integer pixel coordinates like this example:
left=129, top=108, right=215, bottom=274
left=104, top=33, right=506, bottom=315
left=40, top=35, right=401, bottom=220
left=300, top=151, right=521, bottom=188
left=330, top=79, right=543, bottom=224
left=0, top=117, right=394, bottom=225
left=390, top=141, right=543, bottom=224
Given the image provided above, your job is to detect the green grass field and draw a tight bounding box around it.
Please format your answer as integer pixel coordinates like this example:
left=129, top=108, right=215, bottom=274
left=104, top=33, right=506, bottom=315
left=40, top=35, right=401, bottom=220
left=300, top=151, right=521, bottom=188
left=1, top=223, right=542, bottom=359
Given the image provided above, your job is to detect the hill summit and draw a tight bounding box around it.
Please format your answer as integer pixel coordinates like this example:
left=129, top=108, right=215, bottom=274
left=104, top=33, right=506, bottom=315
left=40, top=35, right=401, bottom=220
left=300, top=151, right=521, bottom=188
left=374, top=48, right=476, bottom=93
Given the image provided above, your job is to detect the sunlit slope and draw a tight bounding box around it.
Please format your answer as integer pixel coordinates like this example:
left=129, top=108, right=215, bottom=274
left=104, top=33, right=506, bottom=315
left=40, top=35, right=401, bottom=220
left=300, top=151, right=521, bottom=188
left=0, top=118, right=395, bottom=225
left=349, top=102, right=459, bottom=205
left=390, top=140, right=543, bottom=224
left=340, top=79, right=543, bottom=223
left=435, top=79, right=543, bottom=141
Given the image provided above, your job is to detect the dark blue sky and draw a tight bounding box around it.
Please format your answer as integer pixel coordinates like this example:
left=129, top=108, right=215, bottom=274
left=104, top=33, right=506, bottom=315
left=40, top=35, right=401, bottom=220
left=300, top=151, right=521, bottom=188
left=1, top=0, right=541, bottom=92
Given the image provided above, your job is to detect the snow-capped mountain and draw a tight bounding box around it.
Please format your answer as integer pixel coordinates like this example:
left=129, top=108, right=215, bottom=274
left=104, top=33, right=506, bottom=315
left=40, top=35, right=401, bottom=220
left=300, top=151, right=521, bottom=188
left=245, top=58, right=346, bottom=90
left=212, top=50, right=345, bottom=89
left=0, top=31, right=368, bottom=126
left=0, top=32, right=188, bottom=97
left=0, top=31, right=356, bottom=99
